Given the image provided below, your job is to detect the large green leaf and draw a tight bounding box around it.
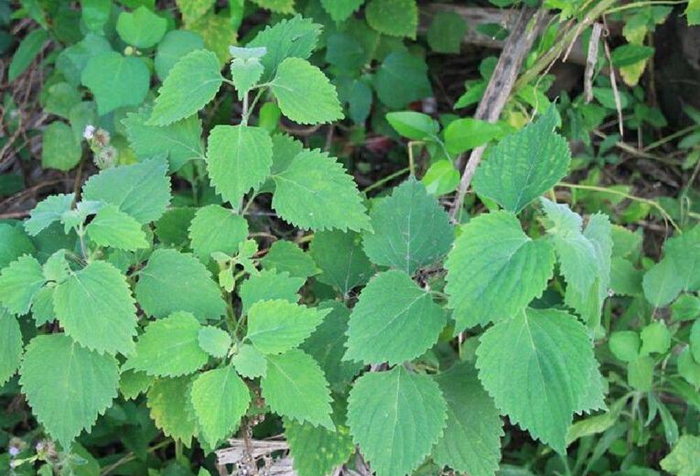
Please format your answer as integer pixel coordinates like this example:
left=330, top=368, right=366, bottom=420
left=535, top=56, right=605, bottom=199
left=247, top=15, right=322, bottom=79
left=362, top=178, right=453, bottom=275
left=42, top=121, right=82, bottom=171
left=270, top=58, right=343, bottom=125
left=81, top=52, right=150, bottom=115
left=347, top=367, right=447, bottom=476
left=373, top=51, right=431, bottom=109
left=261, top=349, right=334, bottom=429
left=432, top=363, right=503, bottom=476
left=149, top=49, right=224, bottom=126
left=476, top=308, right=600, bottom=454
left=238, top=269, right=304, bottom=315
left=0, top=310, right=23, bottom=386
left=147, top=376, right=198, bottom=445
left=310, top=230, right=372, bottom=296
left=472, top=107, right=571, bottom=214
left=320, top=0, right=365, bottom=23
left=85, top=204, right=149, bottom=251
left=272, top=149, right=370, bottom=232
left=135, top=249, right=226, bottom=321
left=20, top=334, right=119, bottom=448
left=123, top=107, right=204, bottom=172
left=664, top=225, right=700, bottom=292
left=345, top=270, right=446, bottom=365
left=188, top=205, right=248, bottom=262
left=155, top=30, right=206, bottom=80
left=445, top=211, right=555, bottom=330
left=261, top=240, right=319, bottom=278
left=125, top=312, right=208, bottom=377
left=365, top=0, right=418, bottom=38
left=205, top=125, right=273, bottom=206
left=0, top=255, right=45, bottom=316
left=246, top=300, right=330, bottom=355
left=0, top=224, right=35, bottom=268
left=54, top=260, right=138, bottom=355
left=116, top=6, right=167, bottom=49
left=660, top=434, right=700, bottom=476
left=190, top=366, right=251, bottom=446
left=82, top=158, right=171, bottom=224
left=285, top=405, right=355, bottom=476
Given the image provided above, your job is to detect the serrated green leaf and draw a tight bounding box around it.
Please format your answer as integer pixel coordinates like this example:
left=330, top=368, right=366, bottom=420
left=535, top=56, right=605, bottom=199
left=609, top=331, right=640, bottom=362
left=247, top=300, right=330, bottom=355
left=476, top=308, right=598, bottom=454
left=42, top=121, right=82, bottom=171
left=31, top=286, right=56, bottom=327
left=0, top=310, right=23, bottom=385
left=81, top=52, right=150, bottom=115
left=310, top=230, right=372, bottom=295
left=231, top=343, right=267, bottom=378
left=347, top=367, right=447, bottom=476
left=198, top=327, right=232, bottom=358
left=345, top=270, right=446, bottom=365
left=116, top=6, right=167, bottom=48
left=247, top=15, right=322, bottom=79
left=230, top=57, right=264, bottom=100
left=119, top=369, right=154, bottom=400
left=135, top=249, right=226, bottom=322
left=123, top=106, right=205, bottom=172
left=260, top=240, right=318, bottom=279
left=205, top=125, right=273, bottom=206
left=82, top=158, right=171, bottom=224
left=427, top=11, right=467, bottom=54
left=54, top=260, right=137, bottom=355
left=432, top=362, right=503, bottom=476
left=269, top=133, right=303, bottom=175
left=24, top=194, right=75, bottom=236
left=250, top=0, right=294, bottom=13
left=147, top=376, right=198, bottom=445
left=20, top=334, right=119, bottom=447
left=270, top=58, right=343, bottom=125
left=188, top=205, right=248, bottom=263
left=365, top=0, right=417, bottom=38
left=0, top=255, right=45, bottom=316
left=188, top=12, right=238, bottom=64
left=261, top=349, right=334, bottom=428
left=445, top=211, right=555, bottom=330
left=149, top=50, right=224, bottom=126
left=0, top=224, right=35, bottom=268
left=126, top=312, right=208, bottom=377
left=86, top=205, right=148, bottom=251
left=190, top=366, right=250, bottom=446
left=320, top=0, right=365, bottom=22
left=373, top=51, right=431, bottom=109
left=155, top=207, right=197, bottom=247
left=272, top=149, right=370, bottom=232
left=285, top=405, right=355, bottom=476
left=176, top=0, right=215, bottom=25
left=239, top=269, right=304, bottom=315
left=155, top=30, right=206, bottom=80
left=473, top=107, right=571, bottom=214
left=661, top=434, right=700, bottom=476
left=302, top=301, right=362, bottom=393
left=363, top=178, right=453, bottom=274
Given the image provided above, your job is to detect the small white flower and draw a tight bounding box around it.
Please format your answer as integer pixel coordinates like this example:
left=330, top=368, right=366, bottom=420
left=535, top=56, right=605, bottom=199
left=83, top=125, right=96, bottom=140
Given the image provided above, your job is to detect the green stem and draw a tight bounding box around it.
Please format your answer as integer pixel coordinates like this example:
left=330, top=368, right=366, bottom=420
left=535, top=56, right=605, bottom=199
left=362, top=167, right=411, bottom=194
left=604, top=0, right=687, bottom=15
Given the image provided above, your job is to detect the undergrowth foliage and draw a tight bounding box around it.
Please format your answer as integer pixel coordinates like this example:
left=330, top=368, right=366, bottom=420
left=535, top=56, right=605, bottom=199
left=2, top=1, right=700, bottom=476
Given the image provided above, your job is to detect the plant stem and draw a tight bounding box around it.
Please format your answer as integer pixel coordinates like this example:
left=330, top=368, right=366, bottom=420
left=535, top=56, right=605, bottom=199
left=361, top=167, right=411, bottom=194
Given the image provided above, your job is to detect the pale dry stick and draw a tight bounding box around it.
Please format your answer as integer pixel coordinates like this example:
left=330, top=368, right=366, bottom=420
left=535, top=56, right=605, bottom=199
left=602, top=33, right=624, bottom=138
left=584, top=23, right=604, bottom=103
left=449, top=6, right=548, bottom=221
